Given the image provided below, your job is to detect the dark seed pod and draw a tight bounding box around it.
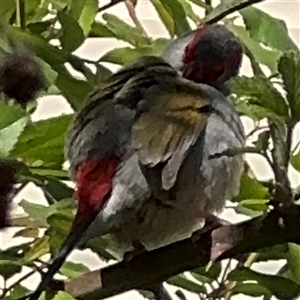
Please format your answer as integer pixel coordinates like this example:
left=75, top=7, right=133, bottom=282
left=0, top=53, right=45, bottom=106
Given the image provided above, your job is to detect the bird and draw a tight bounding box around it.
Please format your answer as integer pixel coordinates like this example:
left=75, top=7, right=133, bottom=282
left=26, top=23, right=245, bottom=300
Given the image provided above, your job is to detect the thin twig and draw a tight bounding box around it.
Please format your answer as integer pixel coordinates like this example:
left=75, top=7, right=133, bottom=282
left=206, top=0, right=265, bottom=25
left=98, top=0, right=125, bottom=13
left=125, top=0, right=148, bottom=37
left=204, top=0, right=212, bottom=16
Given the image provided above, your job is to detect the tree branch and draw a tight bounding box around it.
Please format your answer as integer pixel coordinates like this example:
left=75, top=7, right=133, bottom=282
left=60, top=204, right=300, bottom=300
left=97, top=0, right=125, bottom=13
left=205, top=0, right=265, bottom=25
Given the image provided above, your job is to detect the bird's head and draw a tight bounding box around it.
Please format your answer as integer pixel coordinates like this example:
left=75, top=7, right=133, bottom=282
left=162, top=24, right=243, bottom=95
left=181, top=24, right=243, bottom=94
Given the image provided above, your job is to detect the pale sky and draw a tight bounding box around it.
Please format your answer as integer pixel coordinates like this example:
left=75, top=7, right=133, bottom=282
left=1, top=1, right=300, bottom=300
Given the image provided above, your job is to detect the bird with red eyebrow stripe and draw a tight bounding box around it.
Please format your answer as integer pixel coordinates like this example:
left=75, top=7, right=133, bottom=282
left=26, top=23, right=245, bottom=300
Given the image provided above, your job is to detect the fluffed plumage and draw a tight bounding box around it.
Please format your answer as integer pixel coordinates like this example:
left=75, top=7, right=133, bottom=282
left=27, top=24, right=245, bottom=300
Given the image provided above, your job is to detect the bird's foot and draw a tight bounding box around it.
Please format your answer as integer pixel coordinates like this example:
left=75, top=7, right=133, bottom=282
left=191, top=214, right=230, bottom=243
left=123, top=240, right=147, bottom=262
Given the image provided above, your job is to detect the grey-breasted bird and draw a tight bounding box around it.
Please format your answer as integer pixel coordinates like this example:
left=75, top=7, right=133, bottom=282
left=27, top=23, right=245, bottom=300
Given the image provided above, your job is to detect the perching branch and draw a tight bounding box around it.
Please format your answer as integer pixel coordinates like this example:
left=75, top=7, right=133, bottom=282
left=59, top=203, right=300, bottom=300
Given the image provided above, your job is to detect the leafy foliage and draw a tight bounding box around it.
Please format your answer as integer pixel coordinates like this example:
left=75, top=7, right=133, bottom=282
left=0, top=0, right=299, bottom=299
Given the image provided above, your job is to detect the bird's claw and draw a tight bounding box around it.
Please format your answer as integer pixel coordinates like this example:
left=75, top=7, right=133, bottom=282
left=123, top=240, right=147, bottom=262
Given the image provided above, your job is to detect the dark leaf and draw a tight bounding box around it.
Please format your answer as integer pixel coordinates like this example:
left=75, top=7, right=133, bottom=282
left=55, top=72, right=92, bottom=111
left=191, top=262, right=222, bottom=284
left=232, top=282, right=271, bottom=297
left=4, top=284, right=30, bottom=299
left=58, top=11, right=84, bottom=53
left=288, top=243, right=300, bottom=284
left=0, top=260, right=22, bottom=279
left=256, top=244, right=289, bottom=262
left=168, top=274, right=206, bottom=293
left=228, top=267, right=300, bottom=300
left=291, top=150, right=300, bottom=172
left=278, top=52, right=300, bottom=121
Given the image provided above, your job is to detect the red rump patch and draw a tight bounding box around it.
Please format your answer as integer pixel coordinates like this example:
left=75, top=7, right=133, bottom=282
left=71, top=155, right=120, bottom=231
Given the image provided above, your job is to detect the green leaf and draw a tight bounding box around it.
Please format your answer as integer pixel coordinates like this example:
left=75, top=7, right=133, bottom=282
left=227, top=24, right=282, bottom=73
left=42, top=178, right=74, bottom=203
left=150, top=0, right=174, bottom=37
left=0, top=259, right=22, bottom=279
left=100, top=46, right=156, bottom=65
left=288, top=243, right=300, bottom=284
left=168, top=274, right=206, bottom=293
left=256, top=244, right=289, bottom=262
left=55, top=73, right=92, bottom=110
left=60, top=261, right=90, bottom=279
left=90, top=21, right=116, bottom=38
left=241, top=7, right=299, bottom=53
left=278, top=52, right=300, bottom=121
left=52, top=291, right=76, bottom=300
left=231, top=76, right=289, bottom=118
left=70, top=0, right=98, bottom=36
left=10, top=115, right=72, bottom=169
left=0, top=101, right=27, bottom=130
left=85, top=237, right=119, bottom=261
left=232, top=282, right=271, bottom=297
left=291, top=151, right=300, bottom=172
left=27, top=21, right=52, bottom=35
left=47, top=212, right=74, bottom=255
left=158, top=0, right=191, bottom=36
left=22, top=236, right=50, bottom=263
left=234, top=171, right=269, bottom=202
left=4, top=284, right=30, bottom=299
left=14, top=227, right=40, bottom=238
left=19, top=198, right=73, bottom=224
left=0, top=0, right=15, bottom=22
left=19, top=200, right=52, bottom=224
left=177, top=0, right=200, bottom=24
left=58, top=11, right=85, bottom=52
left=102, top=13, right=151, bottom=47
left=228, top=267, right=300, bottom=300
left=7, top=26, right=69, bottom=66
left=191, top=262, right=222, bottom=284
left=0, top=116, right=29, bottom=157
left=235, top=199, right=268, bottom=217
